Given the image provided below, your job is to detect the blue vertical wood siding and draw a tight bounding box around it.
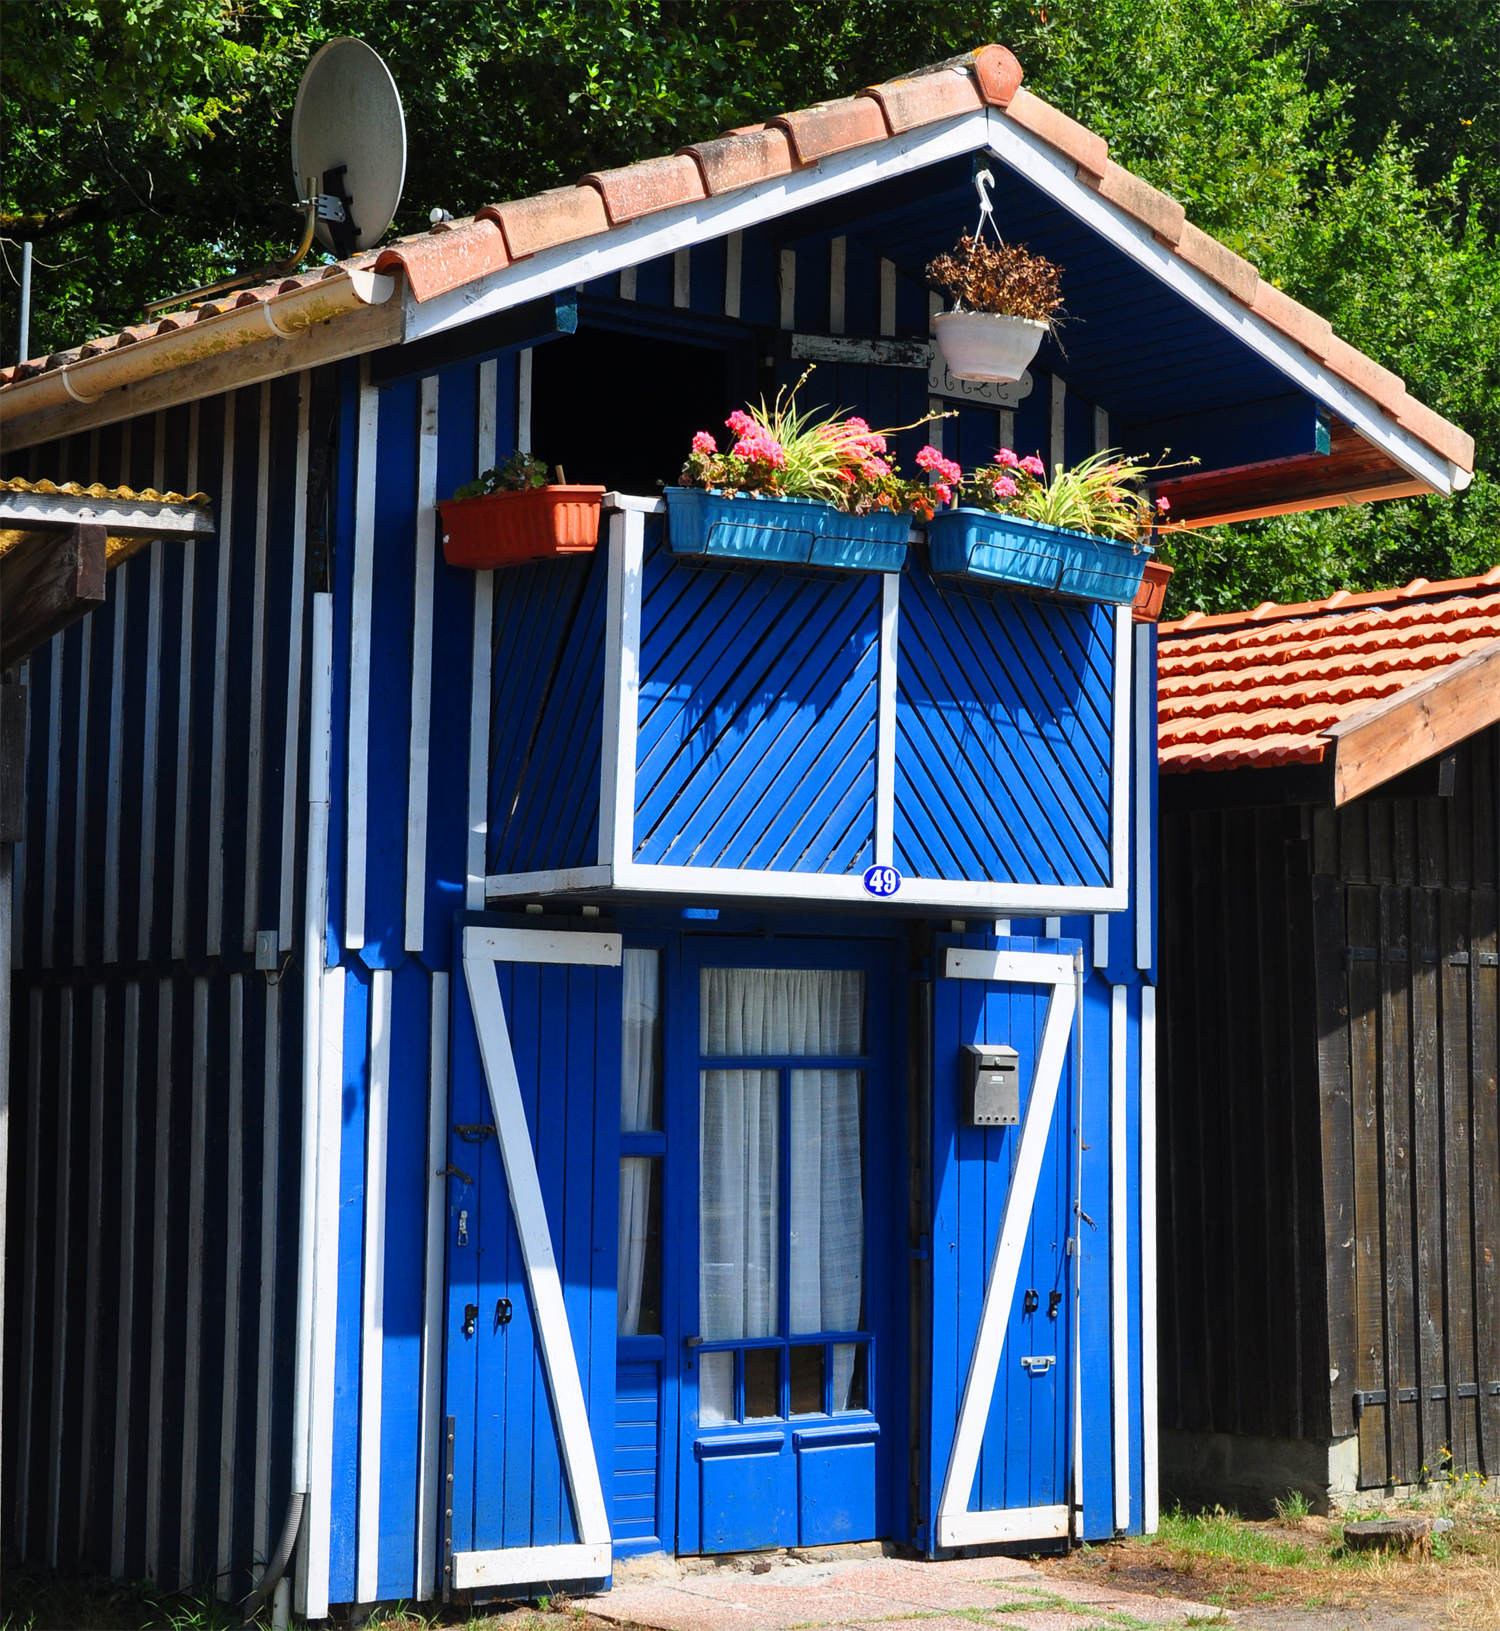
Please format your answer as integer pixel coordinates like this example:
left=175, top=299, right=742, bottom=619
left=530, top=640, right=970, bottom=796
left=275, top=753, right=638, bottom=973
left=895, top=573, right=1115, bottom=887
left=633, top=521, right=879, bottom=875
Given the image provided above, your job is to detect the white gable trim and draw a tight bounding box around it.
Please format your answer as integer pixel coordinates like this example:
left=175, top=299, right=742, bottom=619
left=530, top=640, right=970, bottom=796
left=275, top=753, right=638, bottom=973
left=405, top=106, right=1457, bottom=497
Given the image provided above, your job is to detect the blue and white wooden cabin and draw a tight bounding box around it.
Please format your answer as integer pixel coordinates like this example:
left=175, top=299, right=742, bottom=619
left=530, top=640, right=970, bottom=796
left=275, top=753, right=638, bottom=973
left=0, top=44, right=1473, bottom=1618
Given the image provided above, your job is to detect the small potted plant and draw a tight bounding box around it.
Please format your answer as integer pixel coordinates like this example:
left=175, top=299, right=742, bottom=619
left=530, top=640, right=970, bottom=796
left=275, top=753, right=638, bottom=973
left=439, top=451, right=605, bottom=569
left=667, top=371, right=949, bottom=572
left=926, top=448, right=1177, bottom=606
left=925, top=231, right=1063, bottom=384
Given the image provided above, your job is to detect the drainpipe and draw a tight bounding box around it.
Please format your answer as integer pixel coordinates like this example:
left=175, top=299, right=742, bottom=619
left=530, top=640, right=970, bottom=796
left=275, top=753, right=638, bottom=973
left=242, top=590, right=333, bottom=1627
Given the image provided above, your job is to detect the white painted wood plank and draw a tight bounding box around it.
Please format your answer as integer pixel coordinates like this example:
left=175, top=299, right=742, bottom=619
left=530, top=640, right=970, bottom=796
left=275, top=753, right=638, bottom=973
left=936, top=1505, right=1070, bottom=1547
left=178, top=977, right=210, bottom=1581
left=1140, top=984, right=1159, bottom=1534
left=110, top=983, right=140, bottom=1575
left=874, top=573, right=899, bottom=867
left=1092, top=914, right=1109, bottom=968
left=517, top=347, right=534, bottom=449
left=596, top=513, right=626, bottom=868
left=300, top=964, right=345, bottom=1621
left=356, top=968, right=392, bottom=1601
left=453, top=1542, right=611, bottom=1590
left=597, top=510, right=643, bottom=872
left=1044, top=916, right=1062, bottom=938
left=1135, top=622, right=1153, bottom=970
left=344, top=375, right=379, bottom=949
left=1110, top=982, right=1130, bottom=1533
left=779, top=248, right=796, bottom=330
left=45, top=987, right=73, bottom=1565
left=672, top=246, right=691, bottom=308
left=253, top=985, right=281, bottom=1568
left=77, top=986, right=106, bottom=1550
left=242, top=382, right=272, bottom=954
left=206, top=395, right=235, bottom=955
left=416, top=971, right=449, bottom=1600
left=617, top=265, right=637, bottom=302
left=1049, top=373, right=1066, bottom=476
left=41, top=635, right=62, bottom=969
left=405, top=377, right=440, bottom=953
left=461, top=949, right=611, bottom=1546
left=879, top=258, right=896, bottom=337
left=828, top=236, right=846, bottom=334
left=467, top=360, right=497, bottom=912
left=278, top=374, right=313, bottom=951
left=1112, top=607, right=1133, bottom=897
left=143, top=978, right=173, bottom=1578
left=1093, top=404, right=1110, bottom=454
left=945, top=946, right=1076, bottom=985
left=216, top=974, right=244, bottom=1594
left=936, top=967, right=1076, bottom=1543
left=723, top=233, right=742, bottom=319
left=464, top=926, right=621, bottom=967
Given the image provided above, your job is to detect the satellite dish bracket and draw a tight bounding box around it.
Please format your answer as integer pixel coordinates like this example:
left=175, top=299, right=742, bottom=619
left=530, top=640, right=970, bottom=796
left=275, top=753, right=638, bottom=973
left=318, top=164, right=362, bottom=261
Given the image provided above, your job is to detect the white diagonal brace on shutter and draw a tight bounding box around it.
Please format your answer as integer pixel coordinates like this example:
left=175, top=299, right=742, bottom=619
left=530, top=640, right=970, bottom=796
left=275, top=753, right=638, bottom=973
left=936, top=946, right=1077, bottom=1549
left=460, top=928, right=619, bottom=1554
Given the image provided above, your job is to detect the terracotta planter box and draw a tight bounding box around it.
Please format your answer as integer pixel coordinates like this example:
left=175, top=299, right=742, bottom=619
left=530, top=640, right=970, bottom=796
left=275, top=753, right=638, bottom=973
left=439, top=485, right=605, bottom=568
left=1131, top=558, right=1174, bottom=622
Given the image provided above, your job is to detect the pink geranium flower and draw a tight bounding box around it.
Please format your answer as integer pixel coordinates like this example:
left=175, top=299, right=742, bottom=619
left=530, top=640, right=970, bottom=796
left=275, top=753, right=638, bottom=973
left=692, top=431, right=717, bottom=455
left=991, top=475, right=1018, bottom=498
left=1019, top=454, right=1046, bottom=478
left=1156, top=496, right=1171, bottom=513
left=995, top=447, right=1019, bottom=468
left=726, top=409, right=756, bottom=437
left=931, top=482, right=953, bottom=504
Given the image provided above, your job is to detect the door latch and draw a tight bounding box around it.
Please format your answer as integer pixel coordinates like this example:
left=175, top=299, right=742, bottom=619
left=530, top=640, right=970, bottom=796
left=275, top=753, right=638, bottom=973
left=1048, top=1289, right=1062, bottom=1319
left=1021, top=1355, right=1056, bottom=1375
left=1023, top=1289, right=1039, bottom=1315
left=495, top=1298, right=512, bottom=1329
left=457, top=1209, right=469, bottom=1247
left=462, top=1304, right=479, bottom=1339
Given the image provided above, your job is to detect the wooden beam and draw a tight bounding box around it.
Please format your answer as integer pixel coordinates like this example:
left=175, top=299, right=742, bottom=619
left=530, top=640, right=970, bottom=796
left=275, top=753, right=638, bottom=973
left=0, top=523, right=107, bottom=669
left=0, top=679, right=25, bottom=841
left=1323, top=636, right=1500, bottom=805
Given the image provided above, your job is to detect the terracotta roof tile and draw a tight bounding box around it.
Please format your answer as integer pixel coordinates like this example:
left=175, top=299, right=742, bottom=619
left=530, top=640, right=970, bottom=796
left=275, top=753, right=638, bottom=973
left=581, top=152, right=707, bottom=225
left=682, top=126, right=797, bottom=195
left=373, top=216, right=509, bottom=301
left=1157, top=576, right=1500, bottom=773
left=0, top=40, right=1474, bottom=483
left=480, top=185, right=609, bottom=260
left=859, top=65, right=983, bottom=133
left=771, top=95, right=890, bottom=163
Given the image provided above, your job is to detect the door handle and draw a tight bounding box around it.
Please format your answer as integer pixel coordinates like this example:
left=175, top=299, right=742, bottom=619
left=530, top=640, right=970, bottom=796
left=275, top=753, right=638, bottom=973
left=462, top=1303, right=479, bottom=1339
left=1021, top=1354, right=1056, bottom=1375
left=495, top=1298, right=512, bottom=1329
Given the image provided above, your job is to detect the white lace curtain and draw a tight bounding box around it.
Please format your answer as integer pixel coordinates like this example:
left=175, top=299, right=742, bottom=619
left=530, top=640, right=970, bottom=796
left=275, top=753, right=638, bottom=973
left=699, top=968, right=865, bottom=1415
left=617, top=949, right=661, bottom=1336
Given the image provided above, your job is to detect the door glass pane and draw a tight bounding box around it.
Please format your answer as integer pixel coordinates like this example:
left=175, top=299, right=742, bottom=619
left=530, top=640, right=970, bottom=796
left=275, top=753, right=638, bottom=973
left=700, top=1068, right=779, bottom=1339
left=617, top=1155, right=662, bottom=1335
left=744, top=1349, right=779, bottom=1419
left=700, top=968, right=864, bottom=1056
left=834, top=1344, right=867, bottom=1412
left=622, top=948, right=663, bottom=1131
left=790, top=1345, right=825, bottom=1415
left=700, top=1351, right=734, bottom=1425
left=789, top=1069, right=864, bottom=1337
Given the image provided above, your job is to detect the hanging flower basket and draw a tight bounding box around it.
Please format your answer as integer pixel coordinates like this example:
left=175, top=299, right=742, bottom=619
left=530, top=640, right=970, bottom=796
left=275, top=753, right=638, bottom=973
left=931, top=311, right=1048, bottom=384
left=926, top=509, right=1152, bottom=606
left=439, top=484, right=605, bottom=569
left=664, top=488, right=910, bottom=572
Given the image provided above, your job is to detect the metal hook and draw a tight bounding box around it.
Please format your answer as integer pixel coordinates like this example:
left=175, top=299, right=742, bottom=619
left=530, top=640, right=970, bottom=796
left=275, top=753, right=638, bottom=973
left=973, top=168, right=997, bottom=241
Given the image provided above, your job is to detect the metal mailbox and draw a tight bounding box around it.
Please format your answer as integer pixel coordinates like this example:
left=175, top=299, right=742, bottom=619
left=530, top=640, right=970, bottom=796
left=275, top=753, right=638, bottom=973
left=962, top=1043, right=1021, bottom=1127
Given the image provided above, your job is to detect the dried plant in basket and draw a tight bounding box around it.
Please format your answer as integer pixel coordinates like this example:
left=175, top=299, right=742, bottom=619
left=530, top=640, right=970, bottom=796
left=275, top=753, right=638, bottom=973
left=925, top=232, right=1065, bottom=323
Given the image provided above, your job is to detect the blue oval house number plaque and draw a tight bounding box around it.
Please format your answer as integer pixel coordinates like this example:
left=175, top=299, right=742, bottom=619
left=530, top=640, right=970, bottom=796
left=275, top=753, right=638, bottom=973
left=863, top=864, right=902, bottom=898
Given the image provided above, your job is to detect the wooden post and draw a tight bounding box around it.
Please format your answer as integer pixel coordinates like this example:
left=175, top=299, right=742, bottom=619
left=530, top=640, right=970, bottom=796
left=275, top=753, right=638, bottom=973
left=0, top=523, right=108, bottom=670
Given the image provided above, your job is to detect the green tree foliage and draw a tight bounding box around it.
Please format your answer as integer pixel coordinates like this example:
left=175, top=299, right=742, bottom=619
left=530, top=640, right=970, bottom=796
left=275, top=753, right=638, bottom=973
left=1, top=1, right=1495, bottom=608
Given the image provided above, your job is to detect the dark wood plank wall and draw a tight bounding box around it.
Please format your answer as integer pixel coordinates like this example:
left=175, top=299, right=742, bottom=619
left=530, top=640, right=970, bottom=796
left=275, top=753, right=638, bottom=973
left=1160, top=726, right=1500, bottom=1488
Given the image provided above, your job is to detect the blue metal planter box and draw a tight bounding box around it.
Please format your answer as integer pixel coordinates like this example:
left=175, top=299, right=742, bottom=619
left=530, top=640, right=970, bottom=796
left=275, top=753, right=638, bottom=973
left=925, top=508, right=1151, bottom=605
left=665, top=486, right=909, bottom=572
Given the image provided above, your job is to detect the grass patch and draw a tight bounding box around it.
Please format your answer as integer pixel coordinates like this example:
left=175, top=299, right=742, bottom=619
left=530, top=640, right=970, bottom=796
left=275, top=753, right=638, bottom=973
left=1154, top=1508, right=1310, bottom=1568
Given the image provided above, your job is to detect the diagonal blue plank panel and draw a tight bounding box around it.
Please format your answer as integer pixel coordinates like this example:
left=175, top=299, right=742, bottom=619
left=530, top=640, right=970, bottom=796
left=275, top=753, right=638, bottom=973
left=895, top=569, right=1115, bottom=888
left=634, top=526, right=879, bottom=873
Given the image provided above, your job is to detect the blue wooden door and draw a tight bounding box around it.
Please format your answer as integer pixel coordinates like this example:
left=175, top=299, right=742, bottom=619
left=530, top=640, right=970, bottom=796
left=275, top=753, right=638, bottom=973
left=928, top=933, right=1081, bottom=1549
left=444, top=923, right=622, bottom=1592
left=673, top=937, right=895, bottom=1553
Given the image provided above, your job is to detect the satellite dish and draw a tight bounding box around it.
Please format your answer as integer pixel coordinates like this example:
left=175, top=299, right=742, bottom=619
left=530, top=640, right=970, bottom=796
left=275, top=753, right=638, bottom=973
left=291, top=37, right=406, bottom=258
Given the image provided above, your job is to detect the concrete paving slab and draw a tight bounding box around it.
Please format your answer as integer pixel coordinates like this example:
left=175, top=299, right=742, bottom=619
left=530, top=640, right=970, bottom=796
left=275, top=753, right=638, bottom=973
left=596, top=1550, right=1222, bottom=1631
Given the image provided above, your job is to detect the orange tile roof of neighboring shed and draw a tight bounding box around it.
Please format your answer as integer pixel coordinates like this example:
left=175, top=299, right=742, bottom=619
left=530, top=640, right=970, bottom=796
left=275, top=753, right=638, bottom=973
left=1156, top=570, right=1500, bottom=773
left=0, top=45, right=1474, bottom=477
left=0, top=475, right=210, bottom=507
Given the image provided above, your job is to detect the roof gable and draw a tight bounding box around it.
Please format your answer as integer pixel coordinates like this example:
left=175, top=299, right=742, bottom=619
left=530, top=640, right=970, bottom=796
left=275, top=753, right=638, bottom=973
left=0, top=45, right=1474, bottom=494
